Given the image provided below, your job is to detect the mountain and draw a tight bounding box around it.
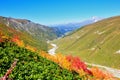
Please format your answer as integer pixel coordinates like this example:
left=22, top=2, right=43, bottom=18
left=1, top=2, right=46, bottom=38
left=0, top=16, right=57, bottom=51
left=51, top=16, right=103, bottom=37
left=0, top=16, right=57, bottom=40
left=0, top=16, right=118, bottom=79
left=53, top=16, right=120, bottom=69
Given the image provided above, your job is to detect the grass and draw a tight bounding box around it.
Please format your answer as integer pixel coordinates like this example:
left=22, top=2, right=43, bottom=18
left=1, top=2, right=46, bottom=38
left=53, top=16, right=120, bottom=69
left=0, top=22, right=48, bottom=51
left=0, top=41, right=81, bottom=80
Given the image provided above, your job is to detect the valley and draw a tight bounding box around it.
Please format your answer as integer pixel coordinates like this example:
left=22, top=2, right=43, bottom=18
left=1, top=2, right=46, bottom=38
left=1, top=0, right=120, bottom=79
left=0, top=15, right=120, bottom=79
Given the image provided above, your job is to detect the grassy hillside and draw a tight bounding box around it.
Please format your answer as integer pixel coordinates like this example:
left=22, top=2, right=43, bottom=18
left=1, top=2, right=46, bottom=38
left=54, top=16, right=120, bottom=69
left=0, top=16, right=58, bottom=51
left=0, top=21, right=117, bottom=79
left=0, top=23, right=48, bottom=51
left=0, top=40, right=82, bottom=79
left=0, top=16, right=57, bottom=40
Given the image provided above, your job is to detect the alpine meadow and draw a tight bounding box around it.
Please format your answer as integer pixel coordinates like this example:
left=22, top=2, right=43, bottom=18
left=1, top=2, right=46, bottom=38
left=0, top=0, right=120, bottom=80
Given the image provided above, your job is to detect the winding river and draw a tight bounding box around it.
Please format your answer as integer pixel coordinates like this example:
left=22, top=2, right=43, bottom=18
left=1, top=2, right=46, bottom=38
left=48, top=43, right=58, bottom=55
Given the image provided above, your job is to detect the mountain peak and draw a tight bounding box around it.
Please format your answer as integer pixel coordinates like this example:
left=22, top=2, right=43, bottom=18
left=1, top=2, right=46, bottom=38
left=51, top=17, right=103, bottom=37
left=91, top=16, right=103, bottom=22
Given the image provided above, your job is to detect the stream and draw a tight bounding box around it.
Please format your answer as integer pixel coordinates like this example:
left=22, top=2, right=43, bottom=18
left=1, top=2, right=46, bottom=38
left=48, top=43, right=58, bottom=55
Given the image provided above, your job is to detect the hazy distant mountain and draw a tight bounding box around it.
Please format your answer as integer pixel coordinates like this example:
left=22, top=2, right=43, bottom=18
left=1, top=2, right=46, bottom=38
left=51, top=16, right=103, bottom=37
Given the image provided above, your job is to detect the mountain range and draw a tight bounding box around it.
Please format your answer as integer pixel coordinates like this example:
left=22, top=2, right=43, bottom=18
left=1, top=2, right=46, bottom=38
left=51, top=16, right=103, bottom=37
left=0, top=16, right=57, bottom=40
left=0, top=15, right=120, bottom=79
left=1, top=15, right=120, bottom=69
left=0, top=16, right=103, bottom=51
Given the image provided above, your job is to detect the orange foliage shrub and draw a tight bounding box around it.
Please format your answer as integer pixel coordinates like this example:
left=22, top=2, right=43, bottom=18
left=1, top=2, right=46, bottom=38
left=66, top=55, right=92, bottom=75
left=12, top=35, right=24, bottom=47
left=55, top=54, right=71, bottom=70
left=90, top=67, right=116, bottom=80
left=39, top=51, right=117, bottom=79
left=40, top=51, right=71, bottom=70
left=0, top=32, right=9, bottom=42
left=40, top=51, right=92, bottom=75
left=0, top=33, right=4, bottom=42
left=25, top=45, right=37, bottom=52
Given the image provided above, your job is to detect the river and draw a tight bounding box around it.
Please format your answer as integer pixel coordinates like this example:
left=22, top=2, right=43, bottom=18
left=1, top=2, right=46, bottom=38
left=48, top=43, right=58, bottom=55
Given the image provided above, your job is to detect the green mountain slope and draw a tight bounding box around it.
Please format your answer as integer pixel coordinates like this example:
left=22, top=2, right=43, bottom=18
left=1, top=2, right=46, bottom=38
left=54, top=16, right=120, bottom=69
left=0, top=16, right=57, bottom=51
left=0, top=40, right=81, bottom=79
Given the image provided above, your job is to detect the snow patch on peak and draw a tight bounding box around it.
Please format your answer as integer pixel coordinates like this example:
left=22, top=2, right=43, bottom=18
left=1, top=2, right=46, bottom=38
left=92, top=16, right=103, bottom=22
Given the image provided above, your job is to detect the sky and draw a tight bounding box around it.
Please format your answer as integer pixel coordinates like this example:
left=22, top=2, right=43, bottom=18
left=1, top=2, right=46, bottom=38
left=0, top=0, right=120, bottom=25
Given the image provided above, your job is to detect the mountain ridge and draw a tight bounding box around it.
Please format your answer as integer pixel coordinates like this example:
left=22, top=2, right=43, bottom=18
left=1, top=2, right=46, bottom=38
left=0, top=16, right=57, bottom=40
left=51, top=16, right=103, bottom=37
left=0, top=16, right=57, bottom=51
